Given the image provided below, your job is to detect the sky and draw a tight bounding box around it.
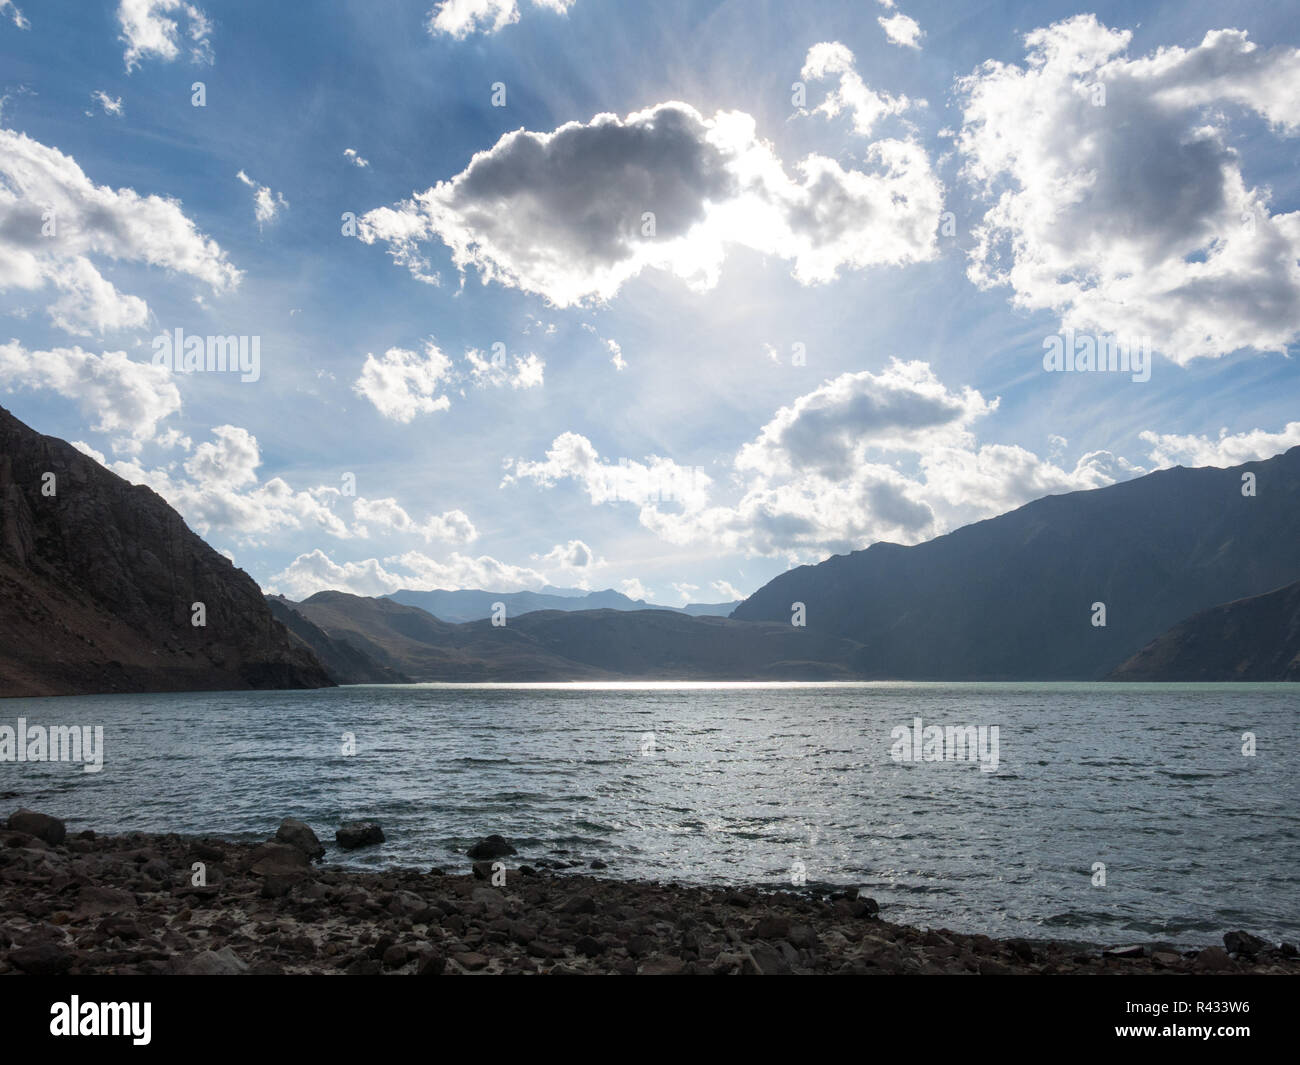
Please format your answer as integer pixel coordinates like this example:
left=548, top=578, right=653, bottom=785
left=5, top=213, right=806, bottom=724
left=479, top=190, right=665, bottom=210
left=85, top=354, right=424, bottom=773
left=1, top=0, right=1298, bottom=606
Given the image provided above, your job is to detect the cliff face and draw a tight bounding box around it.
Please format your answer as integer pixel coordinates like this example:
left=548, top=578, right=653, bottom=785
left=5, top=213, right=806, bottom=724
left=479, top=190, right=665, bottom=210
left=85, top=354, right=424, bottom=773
left=0, top=405, right=333, bottom=697
left=1108, top=580, right=1300, bottom=681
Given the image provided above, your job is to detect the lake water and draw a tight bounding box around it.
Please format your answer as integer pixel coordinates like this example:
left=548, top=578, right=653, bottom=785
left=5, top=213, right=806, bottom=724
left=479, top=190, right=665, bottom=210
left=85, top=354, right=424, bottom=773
left=1, top=681, right=1295, bottom=948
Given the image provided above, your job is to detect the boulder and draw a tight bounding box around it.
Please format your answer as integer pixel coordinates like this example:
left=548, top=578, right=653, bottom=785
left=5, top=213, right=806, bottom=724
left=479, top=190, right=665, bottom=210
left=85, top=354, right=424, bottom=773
left=179, top=946, right=249, bottom=975
left=1223, top=930, right=1270, bottom=957
left=335, top=822, right=385, bottom=850
left=10, top=942, right=74, bottom=975
left=275, top=818, right=324, bottom=860
left=7, top=809, right=66, bottom=845
left=466, top=834, right=516, bottom=860
left=247, top=842, right=311, bottom=876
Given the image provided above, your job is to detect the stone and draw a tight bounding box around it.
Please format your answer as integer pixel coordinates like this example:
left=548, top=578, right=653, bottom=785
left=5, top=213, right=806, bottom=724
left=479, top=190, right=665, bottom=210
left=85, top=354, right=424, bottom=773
left=10, top=942, right=74, bottom=975
left=639, top=955, right=686, bottom=975
left=74, top=886, right=135, bottom=918
left=382, top=944, right=409, bottom=970
left=1102, top=944, right=1145, bottom=959
left=1193, top=946, right=1233, bottom=971
left=335, top=822, right=385, bottom=850
left=1223, top=930, right=1270, bottom=957
left=180, top=946, right=249, bottom=975
left=275, top=818, right=325, bottom=860
left=466, top=835, right=516, bottom=860
left=752, top=915, right=790, bottom=940
left=7, top=809, right=66, bottom=845
left=247, top=842, right=310, bottom=876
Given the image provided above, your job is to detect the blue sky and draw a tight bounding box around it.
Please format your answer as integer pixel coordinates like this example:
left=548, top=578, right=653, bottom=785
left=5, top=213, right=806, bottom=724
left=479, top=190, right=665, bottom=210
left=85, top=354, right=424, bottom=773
left=1, top=0, right=1298, bottom=604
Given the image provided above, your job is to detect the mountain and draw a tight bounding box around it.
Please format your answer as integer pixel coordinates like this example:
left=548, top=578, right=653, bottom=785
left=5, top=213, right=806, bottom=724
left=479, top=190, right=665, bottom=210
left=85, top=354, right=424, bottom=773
left=679, top=600, right=742, bottom=617
left=1108, top=579, right=1300, bottom=681
left=266, top=596, right=410, bottom=684
left=289, top=592, right=862, bottom=680
left=0, top=405, right=332, bottom=697
left=732, top=448, right=1300, bottom=679
left=387, top=587, right=738, bottom=623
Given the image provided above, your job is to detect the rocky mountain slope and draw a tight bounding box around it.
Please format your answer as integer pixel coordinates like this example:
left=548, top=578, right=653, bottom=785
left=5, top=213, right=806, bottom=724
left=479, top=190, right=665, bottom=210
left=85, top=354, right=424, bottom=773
left=732, top=448, right=1300, bottom=679
left=387, top=587, right=738, bottom=623
left=1109, top=579, right=1300, bottom=681
left=0, top=405, right=332, bottom=697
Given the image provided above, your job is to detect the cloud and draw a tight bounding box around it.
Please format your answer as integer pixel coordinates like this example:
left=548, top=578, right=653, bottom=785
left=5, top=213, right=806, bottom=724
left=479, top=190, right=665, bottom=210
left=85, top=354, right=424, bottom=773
left=878, top=13, right=923, bottom=51
left=343, top=148, right=369, bottom=168
left=957, top=15, right=1300, bottom=362
left=801, top=42, right=913, bottom=135
left=236, top=170, right=287, bottom=228
left=352, top=497, right=478, bottom=544
left=535, top=538, right=598, bottom=570
left=618, top=578, right=649, bottom=601
left=269, top=547, right=549, bottom=598
left=353, top=341, right=453, bottom=422
left=464, top=347, right=544, bottom=389
left=0, top=128, right=240, bottom=335
left=0, top=340, right=182, bottom=454
left=605, top=338, right=626, bottom=370
left=426, top=0, right=573, bottom=40
left=86, top=91, right=124, bottom=117
left=711, top=579, right=743, bottom=600
left=98, top=425, right=352, bottom=542
left=0, top=1, right=28, bottom=29
left=360, top=98, right=942, bottom=306
left=118, top=0, right=213, bottom=72
left=1140, top=422, right=1300, bottom=468
left=509, top=360, right=1144, bottom=560
left=671, top=582, right=699, bottom=605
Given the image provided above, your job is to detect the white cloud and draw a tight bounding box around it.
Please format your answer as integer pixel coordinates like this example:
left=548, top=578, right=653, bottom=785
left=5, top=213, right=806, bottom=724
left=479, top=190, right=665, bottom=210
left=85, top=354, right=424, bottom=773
left=1140, top=422, right=1300, bottom=468
left=426, top=0, right=573, bottom=40
left=87, top=91, right=123, bottom=117
left=353, top=341, right=452, bottom=422
left=360, top=98, right=941, bottom=306
left=464, top=347, right=545, bottom=389
left=957, top=15, right=1300, bottom=362
left=118, top=0, right=213, bottom=72
left=711, top=579, right=743, bottom=600
left=535, top=538, right=599, bottom=570
left=671, top=582, right=699, bottom=605
left=343, top=148, right=369, bottom=168
left=619, top=578, right=649, bottom=601
left=0, top=340, right=182, bottom=454
left=510, top=360, right=1144, bottom=561
left=268, top=547, right=550, bottom=598
left=1, top=0, right=28, bottom=29
left=0, top=128, right=240, bottom=335
left=801, top=42, right=914, bottom=135
left=878, top=13, right=923, bottom=51
left=606, top=338, right=626, bottom=371
left=352, top=497, right=478, bottom=544
left=236, top=170, right=287, bottom=228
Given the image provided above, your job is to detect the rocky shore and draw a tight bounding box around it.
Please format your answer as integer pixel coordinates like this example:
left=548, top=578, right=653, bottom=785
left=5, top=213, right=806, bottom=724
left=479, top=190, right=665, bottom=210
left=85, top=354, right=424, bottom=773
left=2, top=809, right=1296, bottom=976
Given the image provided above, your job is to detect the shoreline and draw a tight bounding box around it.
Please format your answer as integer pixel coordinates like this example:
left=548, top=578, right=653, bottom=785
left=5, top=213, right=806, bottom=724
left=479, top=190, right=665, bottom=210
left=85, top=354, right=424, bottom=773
left=2, top=810, right=1295, bottom=976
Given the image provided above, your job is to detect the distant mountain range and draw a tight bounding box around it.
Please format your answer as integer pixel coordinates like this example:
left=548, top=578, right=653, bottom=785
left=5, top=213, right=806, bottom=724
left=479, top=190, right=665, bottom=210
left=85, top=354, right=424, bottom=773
left=386, top=587, right=739, bottom=623
left=732, top=446, right=1300, bottom=679
left=275, top=591, right=862, bottom=682
left=0, top=405, right=331, bottom=697
left=4, top=400, right=1300, bottom=696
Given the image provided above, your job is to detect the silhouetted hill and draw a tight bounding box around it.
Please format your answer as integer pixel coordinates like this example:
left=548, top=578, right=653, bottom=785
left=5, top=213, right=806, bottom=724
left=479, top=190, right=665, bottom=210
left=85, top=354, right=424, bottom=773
left=387, top=587, right=738, bottom=622
left=0, top=406, right=333, bottom=697
left=267, top=596, right=409, bottom=684
left=289, top=592, right=862, bottom=680
left=732, top=448, right=1300, bottom=679
left=1109, top=579, right=1300, bottom=681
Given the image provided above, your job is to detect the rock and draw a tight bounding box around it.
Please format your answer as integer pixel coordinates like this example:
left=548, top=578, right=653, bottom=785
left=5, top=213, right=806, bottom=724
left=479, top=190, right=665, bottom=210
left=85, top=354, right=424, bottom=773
left=978, top=958, right=1013, bottom=975
left=454, top=951, right=489, bottom=972
left=471, top=861, right=495, bottom=880
left=74, top=886, right=135, bottom=917
left=574, top=934, right=603, bottom=957
left=752, top=915, right=790, bottom=940
left=418, top=952, right=446, bottom=975
left=346, top=956, right=382, bottom=975
left=10, top=942, right=74, bottom=975
left=1223, top=930, right=1270, bottom=957
left=181, top=946, right=249, bottom=975
left=466, top=835, right=516, bottom=860
left=747, top=944, right=792, bottom=975
left=7, top=809, right=66, bottom=845
left=247, top=842, right=311, bottom=876
left=1102, top=944, right=1146, bottom=959
left=275, top=818, right=324, bottom=860
left=559, top=894, right=597, bottom=915
left=639, top=955, right=686, bottom=975
left=335, top=822, right=385, bottom=850
left=1193, top=946, right=1234, bottom=971
left=382, top=944, right=409, bottom=970
left=1151, top=951, right=1183, bottom=969
left=590, top=859, right=608, bottom=870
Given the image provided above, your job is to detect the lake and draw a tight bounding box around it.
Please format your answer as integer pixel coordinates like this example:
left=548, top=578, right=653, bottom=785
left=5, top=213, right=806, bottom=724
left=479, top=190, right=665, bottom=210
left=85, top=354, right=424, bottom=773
left=1, top=681, right=1294, bottom=948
